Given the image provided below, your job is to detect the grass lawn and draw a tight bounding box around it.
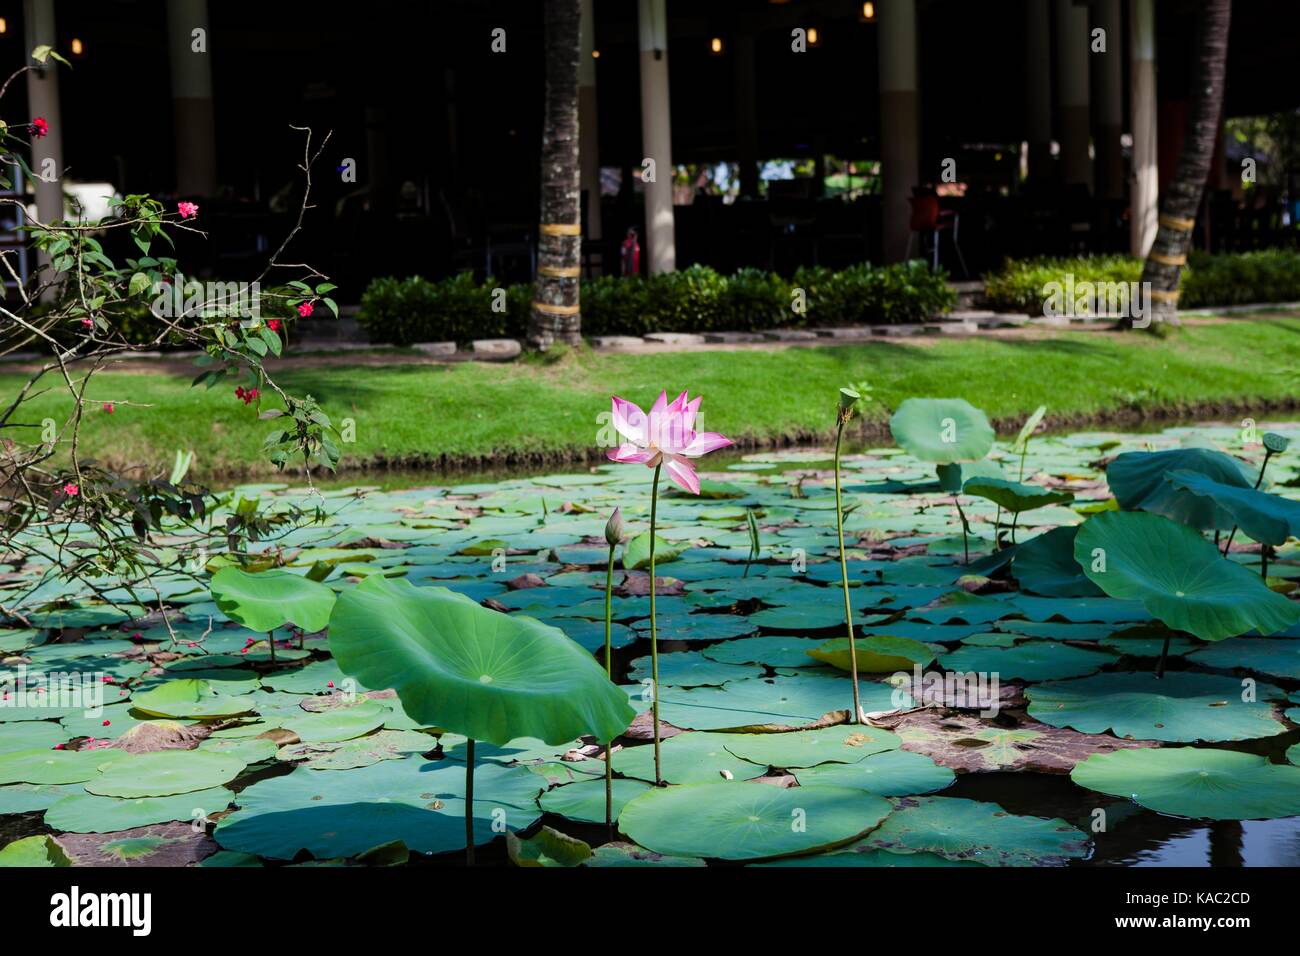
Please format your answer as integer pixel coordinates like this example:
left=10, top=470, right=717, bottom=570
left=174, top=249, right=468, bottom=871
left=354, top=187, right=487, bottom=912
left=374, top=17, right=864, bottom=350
left=5, top=317, right=1300, bottom=479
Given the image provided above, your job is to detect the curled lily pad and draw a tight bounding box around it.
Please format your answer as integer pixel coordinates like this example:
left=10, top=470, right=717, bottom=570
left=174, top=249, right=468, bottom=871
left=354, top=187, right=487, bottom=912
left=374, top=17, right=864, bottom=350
left=210, top=567, right=336, bottom=633
left=0, top=835, right=71, bottom=867
left=1107, top=447, right=1254, bottom=530
left=807, top=635, right=935, bottom=674
left=1072, top=747, right=1300, bottom=820
left=1075, top=511, right=1300, bottom=642
left=1025, top=671, right=1288, bottom=743
left=961, top=477, right=1074, bottom=513
left=889, top=398, right=995, bottom=464
left=1012, top=526, right=1103, bottom=598
left=618, top=781, right=892, bottom=861
left=327, top=576, right=635, bottom=746
left=507, top=826, right=592, bottom=867
left=1165, top=469, right=1300, bottom=546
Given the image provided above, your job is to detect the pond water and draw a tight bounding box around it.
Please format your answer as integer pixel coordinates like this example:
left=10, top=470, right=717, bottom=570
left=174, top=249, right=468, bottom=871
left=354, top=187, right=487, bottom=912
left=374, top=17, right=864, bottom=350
left=3, top=419, right=1300, bottom=867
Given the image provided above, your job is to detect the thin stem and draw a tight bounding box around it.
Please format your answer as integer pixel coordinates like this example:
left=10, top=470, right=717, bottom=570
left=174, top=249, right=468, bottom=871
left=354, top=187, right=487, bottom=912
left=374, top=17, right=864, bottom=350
left=1262, top=545, right=1270, bottom=581
left=953, top=497, right=970, bottom=564
left=1224, top=449, right=1274, bottom=555
left=267, top=631, right=276, bottom=666
left=465, top=738, right=475, bottom=866
left=1155, top=633, right=1171, bottom=679
left=604, top=542, right=615, bottom=833
left=1010, top=511, right=1019, bottom=546
left=834, top=422, right=863, bottom=723
left=649, top=461, right=663, bottom=785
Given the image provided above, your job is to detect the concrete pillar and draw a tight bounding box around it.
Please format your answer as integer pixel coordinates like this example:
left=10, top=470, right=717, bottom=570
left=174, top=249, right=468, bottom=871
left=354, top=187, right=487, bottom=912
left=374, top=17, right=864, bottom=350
left=637, top=0, right=675, bottom=273
left=166, top=0, right=217, bottom=196
left=1024, top=0, right=1053, bottom=183
left=578, top=0, right=601, bottom=240
left=878, top=0, right=918, bottom=263
left=1130, top=0, right=1158, bottom=256
left=1056, top=0, right=1092, bottom=189
left=1094, top=0, right=1125, bottom=200
left=23, top=0, right=64, bottom=292
left=735, top=32, right=759, bottom=199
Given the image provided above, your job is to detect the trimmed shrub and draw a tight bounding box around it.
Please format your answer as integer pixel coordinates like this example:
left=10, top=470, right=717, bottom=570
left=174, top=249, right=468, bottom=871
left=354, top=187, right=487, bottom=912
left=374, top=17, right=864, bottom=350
left=357, top=262, right=955, bottom=345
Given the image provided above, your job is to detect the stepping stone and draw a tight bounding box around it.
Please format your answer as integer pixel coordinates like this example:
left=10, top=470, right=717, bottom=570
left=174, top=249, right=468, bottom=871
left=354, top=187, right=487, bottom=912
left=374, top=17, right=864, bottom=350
left=589, top=336, right=647, bottom=349
left=943, top=310, right=995, bottom=321
left=873, top=325, right=924, bottom=337
left=1029, top=315, right=1072, bottom=327
left=644, top=332, right=706, bottom=346
left=809, top=327, right=873, bottom=340
left=760, top=329, right=818, bottom=342
left=470, top=338, right=522, bottom=359
left=412, top=342, right=457, bottom=356
left=926, top=321, right=978, bottom=335
left=702, top=331, right=764, bottom=344
left=980, top=313, right=1031, bottom=328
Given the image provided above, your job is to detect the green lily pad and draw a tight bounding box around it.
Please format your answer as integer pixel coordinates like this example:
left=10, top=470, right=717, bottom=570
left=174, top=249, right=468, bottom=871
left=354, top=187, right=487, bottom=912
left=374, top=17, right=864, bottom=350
left=538, top=777, right=654, bottom=823
left=1072, top=747, right=1300, bottom=820
left=1107, top=447, right=1255, bottom=530
left=938, top=641, right=1113, bottom=682
left=618, top=781, right=892, bottom=861
left=507, top=826, right=592, bottom=867
left=807, top=635, right=936, bottom=673
left=656, top=672, right=906, bottom=731
left=793, top=750, right=955, bottom=796
left=328, top=576, right=635, bottom=746
left=700, top=635, right=828, bottom=668
left=210, top=567, right=336, bottom=633
left=0, top=835, right=71, bottom=867
left=1187, top=637, right=1300, bottom=680
left=44, top=788, right=234, bottom=833
left=614, top=732, right=769, bottom=784
left=1013, top=526, right=1104, bottom=598
left=1075, top=511, right=1300, bottom=642
left=85, top=750, right=247, bottom=798
left=962, top=477, right=1074, bottom=513
left=277, top=730, right=434, bottom=770
left=628, top=651, right=763, bottom=687
left=623, top=532, right=686, bottom=571
left=858, top=796, right=1090, bottom=866
left=129, top=679, right=256, bottom=720
left=0, top=749, right=105, bottom=785
left=281, top=699, right=391, bottom=743
left=1025, top=671, right=1288, bottom=743
left=1166, top=469, right=1300, bottom=546
left=754, top=847, right=982, bottom=867
left=889, top=398, right=995, bottom=464
left=720, top=725, right=901, bottom=768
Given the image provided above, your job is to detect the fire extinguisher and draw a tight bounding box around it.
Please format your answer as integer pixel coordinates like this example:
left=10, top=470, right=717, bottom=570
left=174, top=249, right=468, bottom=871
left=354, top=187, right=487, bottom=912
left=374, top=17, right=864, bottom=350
left=620, top=228, right=641, bottom=276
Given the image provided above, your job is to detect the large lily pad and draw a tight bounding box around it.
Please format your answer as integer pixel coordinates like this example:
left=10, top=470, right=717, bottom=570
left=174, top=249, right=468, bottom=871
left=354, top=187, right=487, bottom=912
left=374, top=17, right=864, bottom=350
left=1072, top=747, right=1300, bottom=820
left=44, top=788, right=234, bottom=833
left=85, top=750, right=247, bottom=798
left=1166, top=470, right=1300, bottom=546
left=1025, top=671, right=1289, bottom=742
left=1075, top=511, right=1300, bottom=642
left=793, top=750, right=955, bottom=796
left=720, top=725, right=901, bottom=769
left=655, top=672, right=907, bottom=731
left=1187, top=637, right=1300, bottom=680
left=857, top=796, right=1090, bottom=866
left=1107, top=447, right=1254, bottom=529
left=889, top=398, right=995, bottom=464
left=0, top=749, right=105, bottom=785
left=962, top=477, right=1074, bottom=513
left=807, top=635, right=935, bottom=673
left=538, top=777, right=654, bottom=823
left=1013, top=526, right=1104, bottom=598
left=618, top=781, right=892, bottom=861
left=614, top=732, right=769, bottom=784
left=937, top=641, right=1113, bottom=682
left=210, top=567, right=336, bottom=633
left=129, top=680, right=256, bottom=720
left=328, top=576, right=635, bottom=746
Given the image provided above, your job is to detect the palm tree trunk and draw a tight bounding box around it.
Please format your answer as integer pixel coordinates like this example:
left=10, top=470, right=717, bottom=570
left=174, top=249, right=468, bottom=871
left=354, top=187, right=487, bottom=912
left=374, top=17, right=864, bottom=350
left=1138, top=0, right=1232, bottom=330
left=528, top=0, right=584, bottom=350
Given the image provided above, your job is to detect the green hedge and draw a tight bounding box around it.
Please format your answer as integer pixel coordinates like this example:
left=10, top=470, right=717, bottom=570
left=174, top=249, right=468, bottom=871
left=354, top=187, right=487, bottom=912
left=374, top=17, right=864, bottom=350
left=356, top=262, right=956, bottom=345
left=982, top=250, right=1300, bottom=313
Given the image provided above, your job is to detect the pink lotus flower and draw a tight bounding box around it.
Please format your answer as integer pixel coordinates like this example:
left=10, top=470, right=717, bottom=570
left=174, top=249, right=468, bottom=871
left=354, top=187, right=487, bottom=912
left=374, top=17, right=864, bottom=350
left=177, top=201, right=199, bottom=219
left=607, top=390, right=732, bottom=494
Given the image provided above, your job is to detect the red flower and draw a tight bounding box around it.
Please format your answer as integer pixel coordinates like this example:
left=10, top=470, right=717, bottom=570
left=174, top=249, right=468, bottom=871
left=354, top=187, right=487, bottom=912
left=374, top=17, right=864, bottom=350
left=177, top=201, right=199, bottom=220
left=297, top=301, right=314, bottom=318
left=267, top=319, right=282, bottom=332
left=62, top=482, right=79, bottom=496
left=103, top=402, right=114, bottom=414
left=31, top=117, right=48, bottom=138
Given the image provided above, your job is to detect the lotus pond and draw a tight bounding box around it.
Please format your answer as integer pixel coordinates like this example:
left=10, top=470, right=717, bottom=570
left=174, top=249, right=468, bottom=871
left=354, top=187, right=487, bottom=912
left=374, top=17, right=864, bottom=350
left=3, top=418, right=1300, bottom=868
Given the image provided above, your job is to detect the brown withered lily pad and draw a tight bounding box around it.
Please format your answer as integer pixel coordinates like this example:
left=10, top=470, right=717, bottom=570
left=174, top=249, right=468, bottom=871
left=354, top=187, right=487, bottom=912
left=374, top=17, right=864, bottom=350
left=620, top=573, right=685, bottom=597
left=873, top=710, right=1155, bottom=773
left=56, top=823, right=220, bottom=867
left=111, top=720, right=209, bottom=754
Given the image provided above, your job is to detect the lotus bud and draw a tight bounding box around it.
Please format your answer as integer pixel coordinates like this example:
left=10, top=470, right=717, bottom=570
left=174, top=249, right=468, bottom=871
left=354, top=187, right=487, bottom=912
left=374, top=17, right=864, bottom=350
left=1263, top=433, right=1290, bottom=454
left=604, top=507, right=624, bottom=546
left=838, top=387, right=861, bottom=411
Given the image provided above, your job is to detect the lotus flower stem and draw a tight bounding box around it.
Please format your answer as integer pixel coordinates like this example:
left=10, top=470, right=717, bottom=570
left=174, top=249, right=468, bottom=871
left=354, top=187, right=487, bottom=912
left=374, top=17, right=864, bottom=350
left=648, top=461, right=664, bottom=785
left=465, top=737, right=476, bottom=866
left=267, top=631, right=276, bottom=666
left=834, top=418, right=863, bottom=723
left=953, top=497, right=970, bottom=564
left=604, top=538, right=616, bottom=832
left=1155, top=634, right=1170, bottom=679
left=1223, top=448, right=1276, bottom=555
left=1261, top=545, right=1271, bottom=581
